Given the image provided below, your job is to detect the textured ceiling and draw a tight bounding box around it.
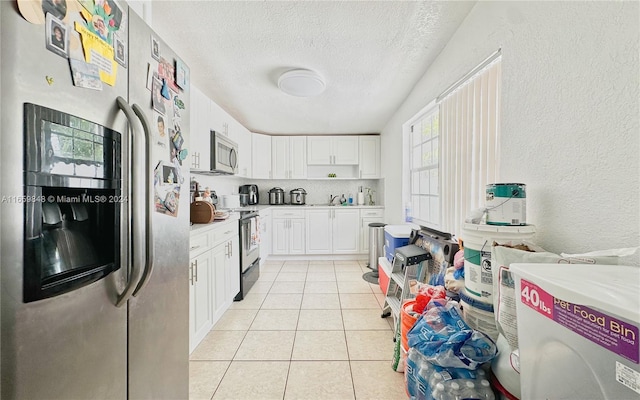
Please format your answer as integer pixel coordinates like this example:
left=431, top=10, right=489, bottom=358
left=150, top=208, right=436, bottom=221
left=152, top=1, right=476, bottom=135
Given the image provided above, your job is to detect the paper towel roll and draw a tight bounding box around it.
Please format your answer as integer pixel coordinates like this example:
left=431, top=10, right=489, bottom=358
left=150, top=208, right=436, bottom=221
left=357, top=192, right=365, bottom=205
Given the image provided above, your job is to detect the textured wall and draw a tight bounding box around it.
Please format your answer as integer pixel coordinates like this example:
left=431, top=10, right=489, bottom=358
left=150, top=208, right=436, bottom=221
left=381, top=2, right=639, bottom=265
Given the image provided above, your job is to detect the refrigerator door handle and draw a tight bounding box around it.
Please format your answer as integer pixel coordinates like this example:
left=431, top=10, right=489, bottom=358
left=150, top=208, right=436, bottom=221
left=131, top=103, right=155, bottom=298
left=115, top=97, right=145, bottom=307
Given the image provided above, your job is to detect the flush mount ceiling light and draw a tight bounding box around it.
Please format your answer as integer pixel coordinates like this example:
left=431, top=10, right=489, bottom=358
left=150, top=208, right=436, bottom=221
left=278, top=69, right=326, bottom=97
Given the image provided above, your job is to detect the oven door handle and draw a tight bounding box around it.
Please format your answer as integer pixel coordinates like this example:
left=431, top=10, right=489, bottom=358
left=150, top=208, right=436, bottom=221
left=115, top=97, right=145, bottom=307
left=131, top=103, right=154, bottom=298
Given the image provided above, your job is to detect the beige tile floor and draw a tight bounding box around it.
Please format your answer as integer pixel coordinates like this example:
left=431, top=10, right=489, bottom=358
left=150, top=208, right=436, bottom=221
left=189, top=259, right=407, bottom=400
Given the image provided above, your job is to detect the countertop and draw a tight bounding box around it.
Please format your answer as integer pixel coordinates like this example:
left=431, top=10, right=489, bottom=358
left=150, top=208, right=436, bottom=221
left=190, top=204, right=384, bottom=233
left=189, top=212, right=240, bottom=233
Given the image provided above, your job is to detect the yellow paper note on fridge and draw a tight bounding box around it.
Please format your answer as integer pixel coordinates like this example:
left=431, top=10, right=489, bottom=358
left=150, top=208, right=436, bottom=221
left=74, top=22, right=117, bottom=86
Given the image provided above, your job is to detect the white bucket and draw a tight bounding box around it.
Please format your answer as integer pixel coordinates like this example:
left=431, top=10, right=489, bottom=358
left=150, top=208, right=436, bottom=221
left=486, top=183, right=526, bottom=226
left=462, top=223, right=535, bottom=304
left=460, top=289, right=499, bottom=341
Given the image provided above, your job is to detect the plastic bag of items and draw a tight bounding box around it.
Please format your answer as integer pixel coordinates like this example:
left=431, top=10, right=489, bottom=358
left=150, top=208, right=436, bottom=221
left=413, top=285, right=447, bottom=314
left=405, top=347, right=495, bottom=400
left=407, top=301, right=497, bottom=370
left=444, top=249, right=465, bottom=295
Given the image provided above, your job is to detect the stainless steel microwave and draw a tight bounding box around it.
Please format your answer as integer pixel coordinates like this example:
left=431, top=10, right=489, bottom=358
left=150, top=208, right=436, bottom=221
left=211, top=131, right=238, bottom=175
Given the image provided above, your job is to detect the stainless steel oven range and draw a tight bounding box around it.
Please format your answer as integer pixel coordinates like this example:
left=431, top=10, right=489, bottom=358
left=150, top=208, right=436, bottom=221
left=234, top=210, right=260, bottom=300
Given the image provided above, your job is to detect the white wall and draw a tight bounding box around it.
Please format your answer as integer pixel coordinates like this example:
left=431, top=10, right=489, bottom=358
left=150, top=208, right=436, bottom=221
left=128, top=1, right=152, bottom=26
left=381, top=2, right=639, bottom=265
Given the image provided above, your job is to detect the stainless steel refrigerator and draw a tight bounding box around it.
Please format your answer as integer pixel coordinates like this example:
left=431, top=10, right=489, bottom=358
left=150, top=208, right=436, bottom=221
left=1, top=2, right=190, bottom=398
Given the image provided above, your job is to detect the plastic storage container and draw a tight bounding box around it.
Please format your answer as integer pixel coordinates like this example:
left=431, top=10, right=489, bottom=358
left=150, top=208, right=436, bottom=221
left=384, top=224, right=416, bottom=262
left=510, top=263, right=640, bottom=400
left=378, top=257, right=391, bottom=295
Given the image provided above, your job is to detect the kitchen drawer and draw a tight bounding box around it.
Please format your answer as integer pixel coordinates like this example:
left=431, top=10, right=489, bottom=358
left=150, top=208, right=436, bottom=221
left=190, top=231, right=212, bottom=257
left=272, top=209, right=305, bottom=219
left=360, top=209, right=384, bottom=218
left=211, top=225, right=238, bottom=247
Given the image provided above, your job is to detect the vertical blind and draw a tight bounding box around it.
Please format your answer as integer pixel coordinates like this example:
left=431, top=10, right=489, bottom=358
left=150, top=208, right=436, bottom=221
left=440, top=58, right=501, bottom=235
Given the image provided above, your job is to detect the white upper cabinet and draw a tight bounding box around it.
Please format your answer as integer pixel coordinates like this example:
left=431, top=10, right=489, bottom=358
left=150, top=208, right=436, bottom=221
left=289, top=137, right=307, bottom=179
left=229, top=123, right=251, bottom=178
left=307, top=137, right=332, bottom=165
left=334, top=136, right=360, bottom=164
left=272, top=136, right=307, bottom=179
left=189, top=86, right=211, bottom=171
left=272, top=136, right=288, bottom=179
left=190, top=84, right=251, bottom=176
left=210, top=101, right=251, bottom=178
left=251, top=133, right=272, bottom=179
left=307, top=136, right=359, bottom=165
left=358, top=136, right=381, bottom=179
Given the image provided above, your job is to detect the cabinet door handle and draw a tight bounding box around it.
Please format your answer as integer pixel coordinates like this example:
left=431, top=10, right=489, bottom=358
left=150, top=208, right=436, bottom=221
left=228, top=240, right=233, bottom=258
left=189, top=262, right=194, bottom=285
left=194, top=259, right=198, bottom=282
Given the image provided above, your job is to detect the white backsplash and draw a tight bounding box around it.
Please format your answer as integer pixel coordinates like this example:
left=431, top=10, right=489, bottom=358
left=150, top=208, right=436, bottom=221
left=253, top=179, right=381, bottom=205
left=190, top=172, right=382, bottom=206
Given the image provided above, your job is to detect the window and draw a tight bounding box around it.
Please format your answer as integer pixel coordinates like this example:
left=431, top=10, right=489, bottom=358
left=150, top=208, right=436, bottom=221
left=404, top=53, right=502, bottom=235
left=407, top=104, right=440, bottom=227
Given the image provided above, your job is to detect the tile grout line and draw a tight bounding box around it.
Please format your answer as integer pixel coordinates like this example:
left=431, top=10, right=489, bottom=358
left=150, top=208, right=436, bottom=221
left=336, top=263, right=359, bottom=400
left=207, top=358, right=234, bottom=400
left=282, top=262, right=309, bottom=400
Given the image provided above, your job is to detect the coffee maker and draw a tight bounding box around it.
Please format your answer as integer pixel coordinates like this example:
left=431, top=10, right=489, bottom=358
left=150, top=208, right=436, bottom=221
left=239, top=184, right=259, bottom=205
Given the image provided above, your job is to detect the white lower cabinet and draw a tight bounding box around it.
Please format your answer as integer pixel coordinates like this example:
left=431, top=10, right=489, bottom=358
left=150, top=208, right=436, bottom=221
left=259, top=208, right=272, bottom=262
left=189, top=221, right=239, bottom=353
left=305, top=210, right=332, bottom=254
left=305, top=208, right=360, bottom=254
left=226, top=236, right=240, bottom=302
left=210, top=240, right=228, bottom=323
left=359, top=209, right=385, bottom=254
left=272, top=209, right=306, bottom=255
left=189, top=250, right=212, bottom=352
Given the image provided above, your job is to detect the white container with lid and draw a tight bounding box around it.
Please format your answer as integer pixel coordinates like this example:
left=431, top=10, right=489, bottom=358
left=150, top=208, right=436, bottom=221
left=510, top=263, right=640, bottom=400
left=462, top=223, right=536, bottom=305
